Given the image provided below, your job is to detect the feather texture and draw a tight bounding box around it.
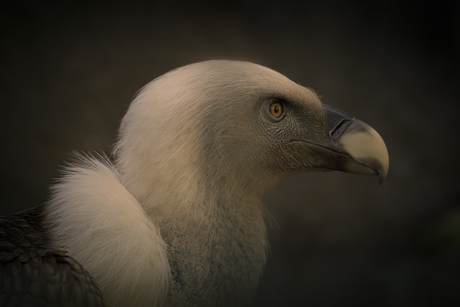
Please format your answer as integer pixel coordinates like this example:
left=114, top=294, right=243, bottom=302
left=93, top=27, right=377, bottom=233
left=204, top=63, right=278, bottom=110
left=45, top=155, right=170, bottom=307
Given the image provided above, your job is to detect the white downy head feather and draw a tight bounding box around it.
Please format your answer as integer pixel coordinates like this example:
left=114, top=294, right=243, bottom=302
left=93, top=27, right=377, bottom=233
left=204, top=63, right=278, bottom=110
left=45, top=61, right=314, bottom=306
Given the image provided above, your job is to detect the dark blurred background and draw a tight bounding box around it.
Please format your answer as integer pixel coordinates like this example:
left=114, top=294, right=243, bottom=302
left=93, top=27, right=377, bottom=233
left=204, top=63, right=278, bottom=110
left=1, top=0, right=459, bottom=306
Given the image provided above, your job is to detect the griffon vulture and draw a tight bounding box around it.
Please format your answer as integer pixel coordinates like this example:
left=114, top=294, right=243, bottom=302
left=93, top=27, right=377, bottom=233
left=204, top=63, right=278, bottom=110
left=0, top=60, right=389, bottom=307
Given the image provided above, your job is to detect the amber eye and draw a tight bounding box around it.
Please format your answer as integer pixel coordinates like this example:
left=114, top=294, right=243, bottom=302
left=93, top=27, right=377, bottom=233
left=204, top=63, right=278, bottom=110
left=269, top=102, right=283, bottom=118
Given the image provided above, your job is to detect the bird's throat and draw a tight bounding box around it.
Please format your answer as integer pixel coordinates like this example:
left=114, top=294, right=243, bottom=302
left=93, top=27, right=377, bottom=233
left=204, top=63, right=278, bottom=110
left=154, top=198, right=268, bottom=307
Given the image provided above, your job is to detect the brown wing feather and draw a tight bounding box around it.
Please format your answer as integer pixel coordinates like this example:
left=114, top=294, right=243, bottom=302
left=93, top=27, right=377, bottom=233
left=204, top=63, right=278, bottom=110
left=0, top=207, right=106, bottom=307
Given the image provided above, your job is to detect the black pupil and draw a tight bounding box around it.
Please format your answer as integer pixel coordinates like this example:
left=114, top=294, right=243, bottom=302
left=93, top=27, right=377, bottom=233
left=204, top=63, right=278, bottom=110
left=274, top=105, right=279, bottom=113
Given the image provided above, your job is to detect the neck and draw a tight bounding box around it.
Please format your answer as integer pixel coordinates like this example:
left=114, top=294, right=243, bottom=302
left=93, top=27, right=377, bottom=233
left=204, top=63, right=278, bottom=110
left=118, top=147, right=271, bottom=306
left=147, top=188, right=268, bottom=307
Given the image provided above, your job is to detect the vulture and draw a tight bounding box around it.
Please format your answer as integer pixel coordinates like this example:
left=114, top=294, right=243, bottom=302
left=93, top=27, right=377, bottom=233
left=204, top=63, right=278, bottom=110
left=0, top=60, right=389, bottom=307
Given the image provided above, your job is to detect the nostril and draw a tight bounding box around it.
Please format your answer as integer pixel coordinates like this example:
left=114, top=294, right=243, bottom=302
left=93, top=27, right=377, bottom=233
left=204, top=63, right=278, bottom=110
left=329, top=119, right=354, bottom=143
left=322, top=104, right=355, bottom=143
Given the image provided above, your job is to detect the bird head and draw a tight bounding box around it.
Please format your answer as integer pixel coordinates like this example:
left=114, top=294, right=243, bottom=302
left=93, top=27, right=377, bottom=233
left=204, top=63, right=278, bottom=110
left=115, top=61, right=389, bottom=211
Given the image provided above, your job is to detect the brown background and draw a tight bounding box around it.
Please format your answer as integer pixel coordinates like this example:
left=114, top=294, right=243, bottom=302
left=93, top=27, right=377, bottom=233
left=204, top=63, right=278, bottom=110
left=1, top=1, right=459, bottom=306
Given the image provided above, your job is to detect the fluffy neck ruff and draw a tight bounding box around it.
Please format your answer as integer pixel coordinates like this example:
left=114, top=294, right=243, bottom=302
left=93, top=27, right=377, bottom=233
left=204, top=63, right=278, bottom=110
left=45, top=156, right=171, bottom=307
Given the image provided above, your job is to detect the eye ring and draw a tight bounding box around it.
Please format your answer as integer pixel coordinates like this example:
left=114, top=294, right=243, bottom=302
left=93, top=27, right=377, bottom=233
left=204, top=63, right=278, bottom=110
left=269, top=101, right=284, bottom=119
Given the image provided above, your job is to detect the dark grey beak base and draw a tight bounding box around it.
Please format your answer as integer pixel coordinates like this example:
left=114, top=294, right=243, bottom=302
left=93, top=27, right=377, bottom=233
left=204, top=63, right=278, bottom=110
left=313, top=105, right=389, bottom=184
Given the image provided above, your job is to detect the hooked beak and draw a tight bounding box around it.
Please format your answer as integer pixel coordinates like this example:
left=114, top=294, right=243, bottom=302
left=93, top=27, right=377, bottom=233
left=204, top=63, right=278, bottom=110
left=300, top=105, right=389, bottom=184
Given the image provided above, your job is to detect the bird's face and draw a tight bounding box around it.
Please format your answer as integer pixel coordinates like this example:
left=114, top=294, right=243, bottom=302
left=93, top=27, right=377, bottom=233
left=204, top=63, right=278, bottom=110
left=116, top=60, right=388, bottom=202
left=200, top=61, right=389, bottom=192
